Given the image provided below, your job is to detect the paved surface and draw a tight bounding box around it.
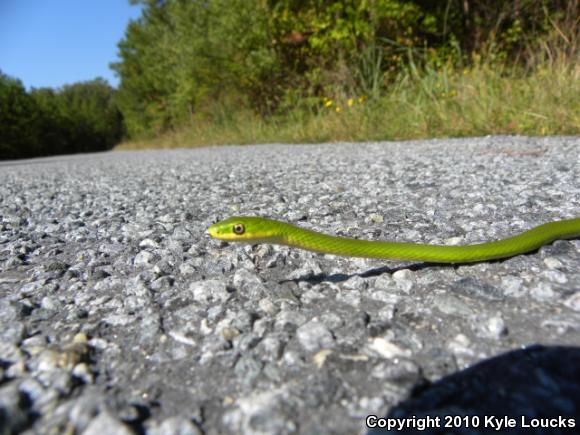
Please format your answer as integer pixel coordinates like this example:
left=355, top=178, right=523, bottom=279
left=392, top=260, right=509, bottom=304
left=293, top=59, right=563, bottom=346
left=1, top=136, right=579, bottom=434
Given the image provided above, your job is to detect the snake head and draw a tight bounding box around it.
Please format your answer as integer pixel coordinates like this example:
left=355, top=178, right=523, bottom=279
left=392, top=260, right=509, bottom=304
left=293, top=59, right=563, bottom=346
left=208, top=216, right=283, bottom=243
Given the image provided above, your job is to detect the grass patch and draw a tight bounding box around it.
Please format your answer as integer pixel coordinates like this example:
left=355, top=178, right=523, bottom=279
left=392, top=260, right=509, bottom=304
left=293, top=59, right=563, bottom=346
left=115, top=60, right=579, bottom=151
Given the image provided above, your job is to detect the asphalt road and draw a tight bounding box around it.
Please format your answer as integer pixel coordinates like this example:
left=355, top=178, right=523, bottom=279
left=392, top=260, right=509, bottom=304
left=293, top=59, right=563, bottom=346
left=1, top=136, right=579, bottom=434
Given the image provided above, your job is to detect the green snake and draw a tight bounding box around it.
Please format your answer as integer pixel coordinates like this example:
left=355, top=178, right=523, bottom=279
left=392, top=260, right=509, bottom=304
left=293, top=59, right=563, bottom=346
left=208, top=216, right=580, bottom=263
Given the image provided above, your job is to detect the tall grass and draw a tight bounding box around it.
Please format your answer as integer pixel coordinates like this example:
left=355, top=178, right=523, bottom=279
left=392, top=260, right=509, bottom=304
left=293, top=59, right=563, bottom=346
left=116, top=15, right=579, bottom=151
left=116, top=60, right=578, bottom=151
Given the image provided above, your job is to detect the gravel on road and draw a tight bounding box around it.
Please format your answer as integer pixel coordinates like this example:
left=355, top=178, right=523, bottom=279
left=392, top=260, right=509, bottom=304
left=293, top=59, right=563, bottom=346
left=1, top=136, right=579, bottom=434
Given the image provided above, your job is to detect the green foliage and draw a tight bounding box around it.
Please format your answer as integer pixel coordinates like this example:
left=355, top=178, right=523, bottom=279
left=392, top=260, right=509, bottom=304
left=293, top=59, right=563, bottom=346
left=113, top=0, right=578, bottom=139
left=112, top=0, right=276, bottom=136
left=117, top=60, right=580, bottom=150
left=0, top=72, right=41, bottom=159
left=0, top=73, right=123, bottom=160
left=55, top=79, right=124, bottom=153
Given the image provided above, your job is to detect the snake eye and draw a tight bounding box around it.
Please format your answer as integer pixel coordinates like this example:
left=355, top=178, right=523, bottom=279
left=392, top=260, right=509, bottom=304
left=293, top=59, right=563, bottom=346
left=233, top=223, right=245, bottom=235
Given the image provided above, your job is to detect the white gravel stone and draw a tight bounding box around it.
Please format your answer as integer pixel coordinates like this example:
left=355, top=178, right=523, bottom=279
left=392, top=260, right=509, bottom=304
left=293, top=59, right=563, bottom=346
left=367, top=337, right=411, bottom=359
left=296, top=320, right=335, bottom=351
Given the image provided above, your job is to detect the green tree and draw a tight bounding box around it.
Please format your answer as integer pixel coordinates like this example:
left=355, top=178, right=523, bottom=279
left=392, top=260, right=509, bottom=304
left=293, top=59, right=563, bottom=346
left=56, top=78, right=124, bottom=153
left=111, top=0, right=576, bottom=138
left=112, top=0, right=277, bottom=136
left=1, top=75, right=123, bottom=160
left=30, top=87, right=68, bottom=155
left=0, top=71, right=41, bottom=159
left=30, top=79, right=123, bottom=157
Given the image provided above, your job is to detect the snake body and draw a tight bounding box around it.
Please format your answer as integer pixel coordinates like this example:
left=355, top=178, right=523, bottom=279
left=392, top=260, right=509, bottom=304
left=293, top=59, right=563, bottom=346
left=208, top=216, right=580, bottom=263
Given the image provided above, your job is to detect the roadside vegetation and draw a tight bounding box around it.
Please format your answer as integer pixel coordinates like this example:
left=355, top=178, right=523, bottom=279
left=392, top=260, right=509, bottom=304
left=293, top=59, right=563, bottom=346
left=114, top=0, right=579, bottom=150
left=0, top=76, right=123, bottom=159
left=117, top=59, right=578, bottom=149
left=1, top=1, right=578, bottom=159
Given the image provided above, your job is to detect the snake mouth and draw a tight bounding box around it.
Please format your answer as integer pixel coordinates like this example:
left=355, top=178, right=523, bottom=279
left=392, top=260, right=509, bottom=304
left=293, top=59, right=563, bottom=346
left=207, top=224, right=233, bottom=240
left=207, top=224, right=219, bottom=238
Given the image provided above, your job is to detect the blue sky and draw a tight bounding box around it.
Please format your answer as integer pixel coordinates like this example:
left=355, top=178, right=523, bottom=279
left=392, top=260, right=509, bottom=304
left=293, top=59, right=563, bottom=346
left=0, top=0, right=142, bottom=89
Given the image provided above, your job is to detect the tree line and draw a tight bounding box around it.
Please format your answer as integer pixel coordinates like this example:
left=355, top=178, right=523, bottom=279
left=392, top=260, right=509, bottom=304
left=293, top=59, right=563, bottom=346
left=1, top=0, right=575, bottom=159
left=0, top=73, right=123, bottom=160
left=113, top=0, right=575, bottom=138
